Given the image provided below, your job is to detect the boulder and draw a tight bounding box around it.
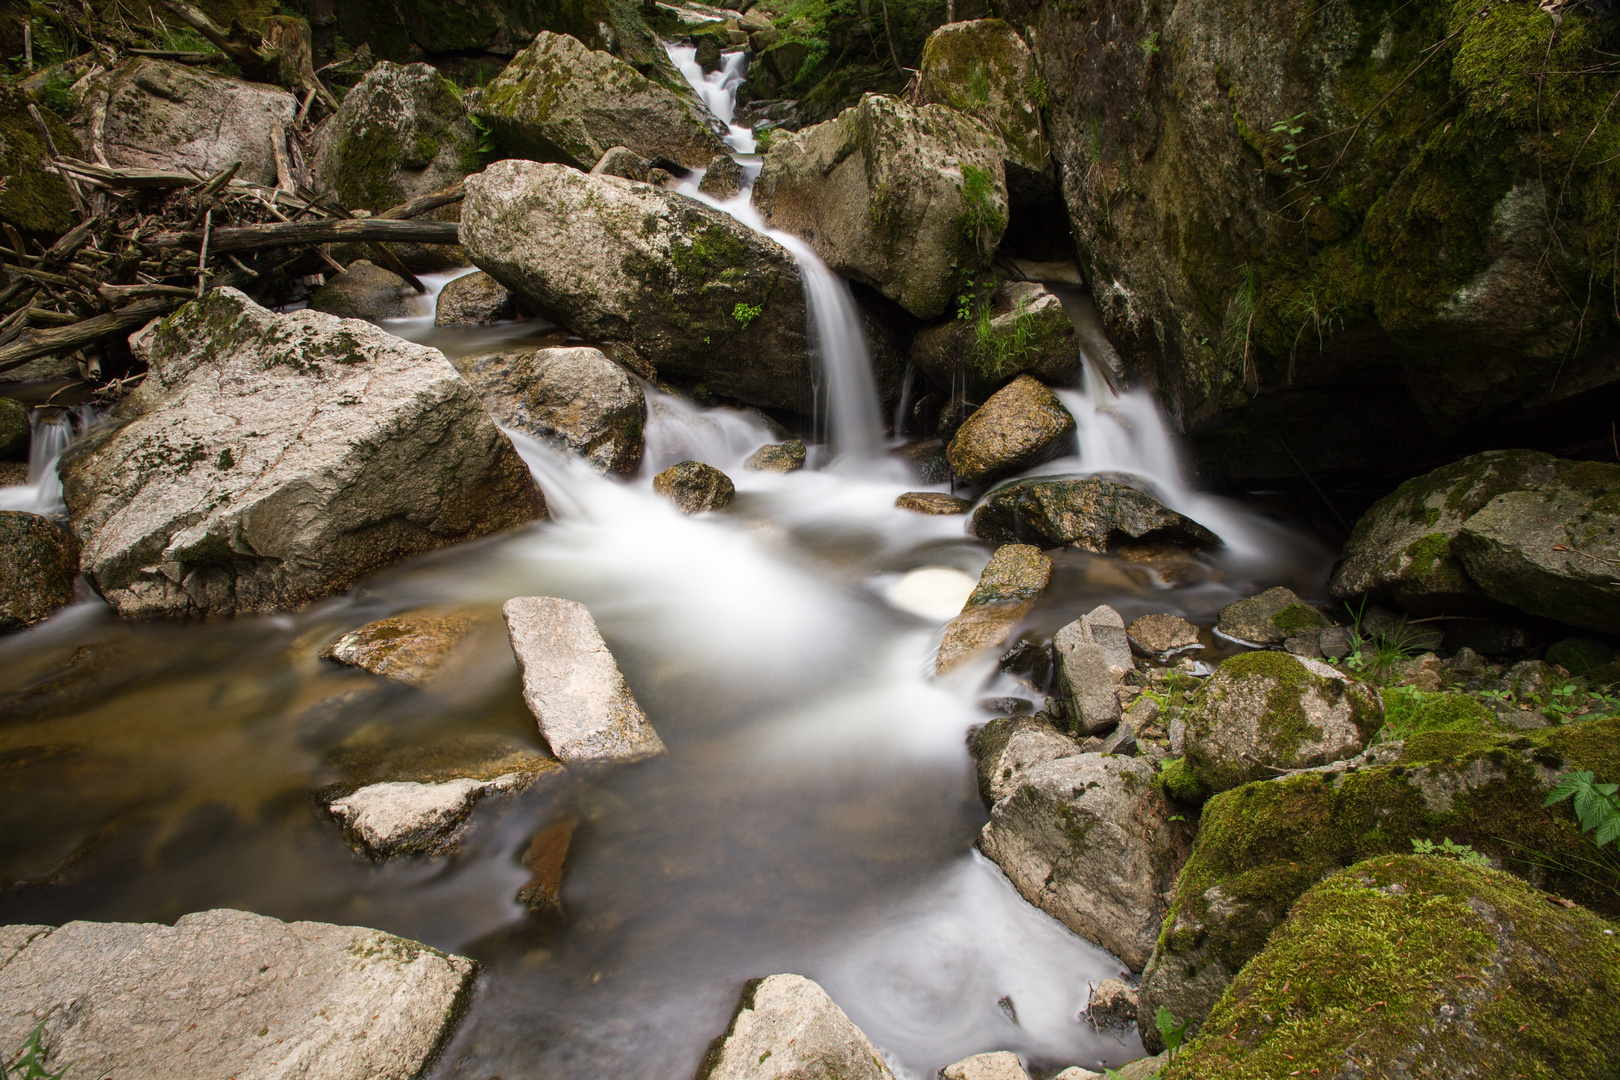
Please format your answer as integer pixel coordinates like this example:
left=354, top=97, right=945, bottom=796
left=435, top=270, right=522, bottom=325
left=84, top=59, right=295, bottom=187
left=472, top=32, right=725, bottom=170
left=309, top=260, right=417, bottom=321
left=1181, top=652, right=1381, bottom=795
left=946, top=375, right=1076, bottom=485
left=695, top=973, right=896, bottom=1080
left=744, top=439, right=807, bottom=473
left=653, top=461, right=735, bottom=514
left=753, top=93, right=1008, bottom=319
left=590, top=145, right=652, bottom=182
left=327, top=772, right=535, bottom=857
left=1168, top=856, right=1620, bottom=1077
left=0, top=512, right=77, bottom=631
left=0, top=399, right=26, bottom=458
left=1085, top=979, right=1138, bottom=1030
left=911, top=281, right=1079, bottom=400
left=972, top=475, right=1219, bottom=553
left=1329, top=449, right=1561, bottom=614
left=452, top=347, right=646, bottom=477
left=503, top=595, right=665, bottom=766
left=321, top=613, right=475, bottom=687
left=460, top=160, right=811, bottom=413
left=894, top=491, right=971, bottom=514
left=1054, top=606, right=1133, bottom=735
left=0, top=909, right=475, bottom=1080
left=978, top=752, right=1192, bottom=970
left=936, top=544, right=1052, bottom=674
left=1136, top=717, right=1620, bottom=1049
left=916, top=19, right=1054, bottom=204
left=1127, top=613, right=1200, bottom=656
left=61, top=288, right=544, bottom=619
left=967, top=714, right=1083, bottom=806
left=942, top=1051, right=1032, bottom=1080
left=1215, top=585, right=1327, bottom=646
left=0, top=84, right=80, bottom=237
left=699, top=153, right=746, bottom=200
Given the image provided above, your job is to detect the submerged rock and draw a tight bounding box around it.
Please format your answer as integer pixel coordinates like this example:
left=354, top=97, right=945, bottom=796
left=460, top=160, right=810, bottom=413
left=1169, top=856, right=1620, bottom=1077
left=1214, top=585, right=1326, bottom=646
left=321, top=613, right=475, bottom=687
left=327, top=772, right=535, bottom=857
left=309, top=260, right=417, bottom=321
left=968, top=714, right=1083, bottom=806
left=61, top=289, right=544, bottom=619
left=453, top=347, right=646, bottom=477
left=653, top=461, right=735, bottom=514
left=972, top=475, right=1218, bottom=553
left=0, top=512, right=77, bottom=632
left=936, top=544, right=1053, bottom=674
left=753, top=93, right=1007, bottom=319
left=696, top=973, right=896, bottom=1080
left=946, top=375, right=1076, bottom=485
left=978, top=752, right=1191, bottom=970
left=0, top=909, right=475, bottom=1080
left=911, top=281, right=1078, bottom=400
left=744, top=439, right=807, bottom=473
left=503, top=596, right=665, bottom=766
left=894, top=491, right=972, bottom=515
left=472, top=32, right=725, bottom=170
left=435, top=271, right=522, bottom=325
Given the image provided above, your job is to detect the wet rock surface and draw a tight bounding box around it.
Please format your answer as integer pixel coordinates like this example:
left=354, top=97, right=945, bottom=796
left=321, top=613, right=475, bottom=687
left=327, top=772, right=535, bottom=857
left=696, top=973, right=896, bottom=1080
left=972, top=474, right=1218, bottom=553
left=968, top=715, right=1082, bottom=806
left=894, top=491, right=972, bottom=514
left=1084, top=979, right=1138, bottom=1030
left=653, top=461, right=736, bottom=514
left=0, top=512, right=77, bottom=632
left=936, top=544, right=1052, bottom=673
left=1127, top=613, right=1200, bottom=656
left=911, top=281, right=1078, bottom=400
left=744, top=439, right=807, bottom=473
left=946, top=376, right=1076, bottom=485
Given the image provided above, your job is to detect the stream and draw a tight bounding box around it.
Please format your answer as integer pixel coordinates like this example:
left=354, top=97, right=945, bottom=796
left=0, top=48, right=1335, bottom=1080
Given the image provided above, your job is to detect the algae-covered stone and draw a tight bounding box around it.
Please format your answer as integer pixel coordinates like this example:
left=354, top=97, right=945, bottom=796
left=967, top=714, right=1082, bottom=806
left=946, top=375, right=1076, bottom=485
left=0, top=84, right=79, bottom=237
left=1164, top=856, right=1620, bottom=1079
left=460, top=160, right=811, bottom=413
left=972, top=475, right=1219, bottom=553
left=321, top=613, right=475, bottom=687
left=0, top=512, right=77, bottom=631
left=1181, top=651, right=1382, bottom=794
left=753, top=93, right=1008, bottom=319
left=472, top=32, right=725, bottom=170
left=916, top=19, right=1053, bottom=204
left=1137, top=716, right=1620, bottom=1050
left=653, top=460, right=734, bottom=514
left=453, top=347, right=646, bottom=477
left=936, top=543, right=1052, bottom=674
left=435, top=271, right=521, bottom=325
left=309, top=260, right=417, bottom=321
left=1215, top=585, right=1326, bottom=646
left=912, top=281, right=1078, bottom=400
left=744, top=439, right=807, bottom=473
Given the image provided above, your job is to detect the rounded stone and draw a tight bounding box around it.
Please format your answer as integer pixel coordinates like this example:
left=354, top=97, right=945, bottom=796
left=653, top=461, right=735, bottom=514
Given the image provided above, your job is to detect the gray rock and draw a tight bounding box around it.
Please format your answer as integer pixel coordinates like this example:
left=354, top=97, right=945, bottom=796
left=473, top=32, right=725, bottom=170
left=310, top=260, right=417, bottom=321
left=753, top=93, right=1007, bottom=319
left=1054, top=606, right=1132, bottom=735
left=327, top=772, right=534, bottom=857
left=653, top=460, right=735, bottom=514
left=0, top=909, right=475, bottom=1080
left=1068, top=604, right=1135, bottom=671
left=82, top=58, right=295, bottom=186
left=435, top=271, right=521, bottom=325
left=696, top=973, right=896, bottom=1080
left=936, top=544, right=1052, bottom=674
left=968, top=715, right=1083, bottom=806
left=973, top=475, right=1219, bottom=553
left=744, top=439, right=807, bottom=473
left=1318, top=624, right=1354, bottom=659
left=453, top=347, right=646, bottom=477
left=61, top=289, right=544, bottom=619
left=942, top=1051, right=1032, bottom=1080
left=1051, top=1070, right=1106, bottom=1080
left=911, top=281, right=1077, bottom=399
left=978, top=752, right=1190, bottom=970
left=0, top=512, right=77, bottom=631
left=699, top=153, right=746, bottom=199
left=1086, top=978, right=1138, bottom=1030
left=1215, top=586, right=1327, bottom=646
left=590, top=145, right=653, bottom=182
left=1100, top=719, right=1138, bottom=757
left=946, top=375, right=1077, bottom=486
left=459, top=160, right=811, bottom=413
left=503, top=595, right=665, bottom=766
left=1128, top=613, right=1201, bottom=656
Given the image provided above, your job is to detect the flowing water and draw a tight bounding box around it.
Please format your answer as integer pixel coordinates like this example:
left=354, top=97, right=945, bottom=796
left=0, top=58, right=1336, bottom=1080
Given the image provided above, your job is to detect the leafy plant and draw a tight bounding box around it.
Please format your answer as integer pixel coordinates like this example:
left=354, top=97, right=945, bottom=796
left=1156, top=1005, right=1187, bottom=1065
left=469, top=115, right=498, bottom=158
left=1411, top=836, right=1490, bottom=867
left=1546, top=771, right=1620, bottom=848
left=731, top=301, right=763, bottom=328
left=2, top=1023, right=66, bottom=1080
left=958, top=164, right=1004, bottom=255
left=754, top=125, right=775, bottom=153
left=1141, top=30, right=1161, bottom=56
left=1339, top=598, right=1424, bottom=685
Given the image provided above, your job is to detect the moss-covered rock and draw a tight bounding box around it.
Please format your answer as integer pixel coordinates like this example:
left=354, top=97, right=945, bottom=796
left=1164, top=855, right=1620, bottom=1079
left=0, top=511, right=77, bottom=631
left=0, top=82, right=79, bottom=237
left=945, top=374, right=1075, bottom=485
left=971, top=474, right=1220, bottom=553
left=1182, top=651, right=1383, bottom=794
left=911, top=280, right=1078, bottom=400
left=1137, top=715, right=1620, bottom=1051
left=0, top=399, right=28, bottom=459
left=1216, top=585, right=1327, bottom=646
left=936, top=543, right=1052, bottom=673
left=753, top=93, right=1008, bottom=320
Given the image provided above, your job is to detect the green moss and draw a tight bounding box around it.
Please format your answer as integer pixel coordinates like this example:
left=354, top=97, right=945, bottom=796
left=958, top=163, right=1005, bottom=256
left=1157, top=757, right=1208, bottom=804
left=1546, top=636, right=1614, bottom=675
left=1378, top=687, right=1499, bottom=741
left=0, top=82, right=80, bottom=236
left=1269, top=602, right=1329, bottom=635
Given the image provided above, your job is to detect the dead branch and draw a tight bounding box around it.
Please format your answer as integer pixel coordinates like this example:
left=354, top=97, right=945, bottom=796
left=0, top=297, right=186, bottom=375
left=148, top=218, right=461, bottom=253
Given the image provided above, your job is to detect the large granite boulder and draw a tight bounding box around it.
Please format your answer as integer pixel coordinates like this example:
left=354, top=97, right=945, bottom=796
left=61, top=289, right=544, bottom=618
left=936, top=543, right=1052, bottom=674
left=697, top=974, right=896, bottom=1080
left=0, top=909, right=475, bottom=1079
left=972, top=475, right=1219, bottom=552
left=753, top=93, right=1008, bottom=319
left=472, top=32, right=725, bottom=170
left=460, top=160, right=811, bottom=413
left=916, top=19, right=1054, bottom=204
left=453, top=347, right=646, bottom=477
left=82, top=59, right=296, bottom=186
left=945, top=375, right=1075, bottom=485
left=978, top=752, right=1192, bottom=970
left=911, top=281, right=1079, bottom=401
left=0, top=512, right=77, bottom=631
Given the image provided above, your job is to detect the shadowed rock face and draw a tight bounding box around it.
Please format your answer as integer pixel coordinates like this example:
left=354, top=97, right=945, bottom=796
left=0, top=512, right=77, bottom=631
left=972, top=474, right=1219, bottom=553
left=61, top=288, right=544, bottom=619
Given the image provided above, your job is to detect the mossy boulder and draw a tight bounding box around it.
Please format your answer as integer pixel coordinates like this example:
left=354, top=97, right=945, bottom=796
left=0, top=399, right=28, bottom=459
left=308, top=260, right=417, bottom=321
left=1137, top=716, right=1620, bottom=1051
left=0, top=83, right=79, bottom=237
left=945, top=374, right=1075, bottom=485
left=753, top=93, right=1008, bottom=319
left=936, top=543, right=1052, bottom=673
left=0, top=511, right=77, bottom=631
left=1216, top=585, right=1328, bottom=646
left=1163, top=855, right=1620, bottom=1079
left=1182, top=651, right=1383, bottom=794
left=911, top=281, right=1078, bottom=400
left=916, top=18, right=1053, bottom=204
left=472, top=31, right=725, bottom=170
left=459, top=160, right=811, bottom=413
left=972, top=474, right=1220, bottom=553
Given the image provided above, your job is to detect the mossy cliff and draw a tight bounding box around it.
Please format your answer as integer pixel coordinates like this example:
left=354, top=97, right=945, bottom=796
left=1003, top=0, right=1620, bottom=460
left=0, top=81, right=81, bottom=237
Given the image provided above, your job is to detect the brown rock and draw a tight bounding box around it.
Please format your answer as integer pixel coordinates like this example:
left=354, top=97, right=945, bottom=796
left=744, top=440, right=807, bottom=473
left=1128, top=613, right=1201, bottom=656
left=0, top=512, right=78, bottom=631
left=895, top=492, right=972, bottom=515
left=321, top=613, right=475, bottom=687
left=654, top=461, right=735, bottom=514
left=936, top=544, right=1053, bottom=673
left=946, top=375, right=1075, bottom=485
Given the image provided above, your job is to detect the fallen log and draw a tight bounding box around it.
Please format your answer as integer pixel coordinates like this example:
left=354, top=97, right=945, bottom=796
left=0, top=297, right=186, bottom=376
left=148, top=218, right=461, bottom=253
left=380, top=182, right=466, bottom=222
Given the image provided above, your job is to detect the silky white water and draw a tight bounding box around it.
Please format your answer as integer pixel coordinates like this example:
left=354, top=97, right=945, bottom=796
left=0, top=405, right=98, bottom=514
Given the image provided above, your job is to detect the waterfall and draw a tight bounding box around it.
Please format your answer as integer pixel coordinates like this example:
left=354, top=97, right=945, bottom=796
left=0, top=404, right=97, bottom=514
left=666, top=43, right=756, bottom=152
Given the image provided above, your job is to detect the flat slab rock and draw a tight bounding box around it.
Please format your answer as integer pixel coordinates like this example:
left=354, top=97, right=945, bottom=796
left=327, top=769, right=549, bottom=857
left=322, top=612, right=475, bottom=687
left=697, top=973, right=896, bottom=1080
left=0, top=909, right=475, bottom=1080
left=936, top=544, right=1053, bottom=674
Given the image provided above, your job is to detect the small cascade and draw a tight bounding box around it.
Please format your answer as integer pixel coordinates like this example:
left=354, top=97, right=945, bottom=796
left=666, top=43, right=756, bottom=151
left=0, top=404, right=99, bottom=514
left=641, top=386, right=783, bottom=475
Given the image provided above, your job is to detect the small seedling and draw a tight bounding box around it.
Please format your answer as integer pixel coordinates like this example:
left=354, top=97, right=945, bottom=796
left=1411, top=836, right=1490, bottom=867
left=2, top=1023, right=66, bottom=1080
